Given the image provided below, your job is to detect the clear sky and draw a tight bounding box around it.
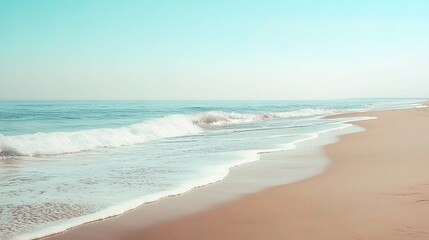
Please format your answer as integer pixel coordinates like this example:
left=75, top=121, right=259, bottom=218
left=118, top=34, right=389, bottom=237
left=0, top=0, right=428, bottom=100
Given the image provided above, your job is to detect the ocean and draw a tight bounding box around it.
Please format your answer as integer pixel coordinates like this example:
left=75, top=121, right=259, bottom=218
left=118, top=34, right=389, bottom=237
left=0, top=99, right=424, bottom=240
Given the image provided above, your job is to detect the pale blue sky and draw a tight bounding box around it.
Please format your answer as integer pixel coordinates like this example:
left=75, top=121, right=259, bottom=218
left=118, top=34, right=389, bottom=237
left=1, top=0, right=428, bottom=99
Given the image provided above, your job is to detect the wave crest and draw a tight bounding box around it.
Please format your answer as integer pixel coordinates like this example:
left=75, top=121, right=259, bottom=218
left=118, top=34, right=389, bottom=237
left=0, top=108, right=337, bottom=157
left=0, top=115, right=202, bottom=157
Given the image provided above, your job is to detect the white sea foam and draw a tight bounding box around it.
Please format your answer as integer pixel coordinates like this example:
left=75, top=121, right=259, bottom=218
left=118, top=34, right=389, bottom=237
left=14, top=150, right=262, bottom=240
left=0, top=108, right=340, bottom=157
left=0, top=114, right=202, bottom=157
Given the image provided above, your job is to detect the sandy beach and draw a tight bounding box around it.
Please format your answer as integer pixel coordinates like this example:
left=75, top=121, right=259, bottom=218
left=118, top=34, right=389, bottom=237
left=43, top=103, right=429, bottom=240
left=2, top=2, right=429, bottom=239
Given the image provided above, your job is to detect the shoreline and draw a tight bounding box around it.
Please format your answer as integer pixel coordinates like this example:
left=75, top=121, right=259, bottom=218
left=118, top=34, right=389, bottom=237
left=39, top=103, right=428, bottom=240
left=128, top=103, right=429, bottom=240
left=37, top=120, right=362, bottom=239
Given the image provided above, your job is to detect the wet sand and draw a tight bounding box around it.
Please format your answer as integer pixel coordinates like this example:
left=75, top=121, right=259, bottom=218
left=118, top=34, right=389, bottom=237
left=45, top=103, right=429, bottom=240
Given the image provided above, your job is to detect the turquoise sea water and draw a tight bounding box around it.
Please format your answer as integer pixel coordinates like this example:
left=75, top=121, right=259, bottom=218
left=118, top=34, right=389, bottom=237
left=0, top=99, right=424, bottom=239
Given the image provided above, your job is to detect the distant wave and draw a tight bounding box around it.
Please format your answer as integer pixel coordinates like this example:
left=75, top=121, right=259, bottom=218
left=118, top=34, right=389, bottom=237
left=192, top=107, right=337, bottom=127
left=0, top=108, right=339, bottom=157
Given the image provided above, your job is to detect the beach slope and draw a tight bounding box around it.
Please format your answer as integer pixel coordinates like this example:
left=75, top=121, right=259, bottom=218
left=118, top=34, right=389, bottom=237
left=129, top=104, right=429, bottom=240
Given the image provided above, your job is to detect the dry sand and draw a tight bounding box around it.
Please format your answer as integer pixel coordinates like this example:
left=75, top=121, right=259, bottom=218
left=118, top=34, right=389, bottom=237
left=45, top=103, right=429, bottom=240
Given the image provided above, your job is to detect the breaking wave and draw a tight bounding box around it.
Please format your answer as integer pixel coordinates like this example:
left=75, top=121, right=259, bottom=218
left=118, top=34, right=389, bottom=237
left=0, top=108, right=339, bottom=157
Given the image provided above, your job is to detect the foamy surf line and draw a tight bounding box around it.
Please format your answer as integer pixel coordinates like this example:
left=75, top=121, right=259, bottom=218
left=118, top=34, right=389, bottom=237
left=14, top=118, right=377, bottom=240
